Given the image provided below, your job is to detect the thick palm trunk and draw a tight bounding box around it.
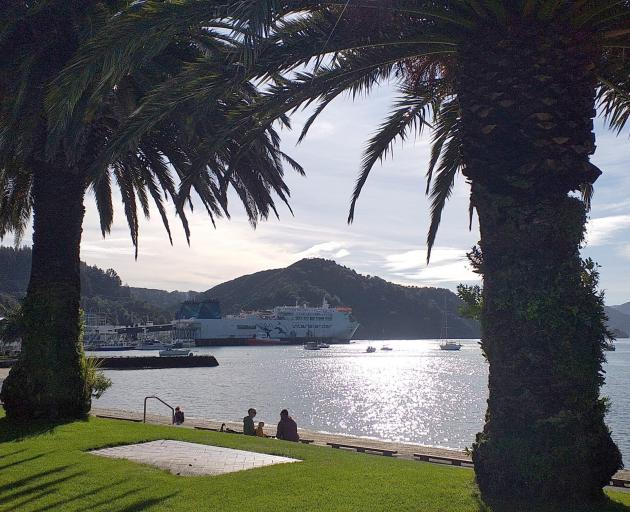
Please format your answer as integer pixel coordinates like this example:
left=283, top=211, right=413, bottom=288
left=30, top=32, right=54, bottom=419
left=458, top=24, right=622, bottom=504
left=0, top=161, right=90, bottom=420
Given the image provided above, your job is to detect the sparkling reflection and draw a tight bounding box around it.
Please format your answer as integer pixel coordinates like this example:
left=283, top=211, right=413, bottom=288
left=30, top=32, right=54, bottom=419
left=92, top=338, right=629, bottom=458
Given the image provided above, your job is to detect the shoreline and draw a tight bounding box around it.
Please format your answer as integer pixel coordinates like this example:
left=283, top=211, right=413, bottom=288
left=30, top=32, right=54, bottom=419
left=92, top=406, right=471, bottom=461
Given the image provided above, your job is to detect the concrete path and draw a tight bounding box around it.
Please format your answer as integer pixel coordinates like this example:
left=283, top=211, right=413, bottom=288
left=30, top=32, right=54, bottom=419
left=92, top=406, right=467, bottom=461
left=91, top=407, right=630, bottom=487
left=91, top=439, right=299, bottom=476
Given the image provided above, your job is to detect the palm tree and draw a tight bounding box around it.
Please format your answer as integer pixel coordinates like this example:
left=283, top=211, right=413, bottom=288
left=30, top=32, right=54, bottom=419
left=70, top=0, right=630, bottom=506
left=0, top=1, right=300, bottom=420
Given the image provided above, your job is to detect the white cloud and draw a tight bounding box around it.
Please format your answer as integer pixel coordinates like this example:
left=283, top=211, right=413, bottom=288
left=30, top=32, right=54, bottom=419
left=384, top=247, right=468, bottom=272
left=398, top=261, right=479, bottom=284
left=383, top=247, right=478, bottom=287
left=585, top=215, right=630, bottom=246
left=294, top=241, right=351, bottom=259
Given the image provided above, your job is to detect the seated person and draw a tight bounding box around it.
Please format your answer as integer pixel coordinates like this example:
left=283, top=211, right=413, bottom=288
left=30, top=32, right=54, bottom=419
left=255, top=421, right=268, bottom=438
left=174, top=406, right=184, bottom=425
left=276, top=409, right=299, bottom=442
left=243, top=408, right=256, bottom=435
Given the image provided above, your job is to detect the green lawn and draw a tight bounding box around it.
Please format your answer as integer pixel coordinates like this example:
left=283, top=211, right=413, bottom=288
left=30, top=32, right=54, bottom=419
left=0, top=412, right=628, bottom=512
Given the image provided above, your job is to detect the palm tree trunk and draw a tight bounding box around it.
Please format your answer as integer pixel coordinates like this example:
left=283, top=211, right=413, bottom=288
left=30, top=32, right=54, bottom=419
left=457, top=24, right=622, bottom=504
left=0, top=160, right=90, bottom=420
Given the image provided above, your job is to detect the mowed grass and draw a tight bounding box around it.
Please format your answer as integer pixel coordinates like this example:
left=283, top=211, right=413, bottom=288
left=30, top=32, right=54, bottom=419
left=0, top=412, right=629, bottom=512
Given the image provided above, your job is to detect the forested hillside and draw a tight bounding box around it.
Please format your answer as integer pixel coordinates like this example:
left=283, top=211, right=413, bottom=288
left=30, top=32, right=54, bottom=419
left=3, top=247, right=628, bottom=339
left=203, top=258, right=481, bottom=339
left=0, top=247, right=174, bottom=324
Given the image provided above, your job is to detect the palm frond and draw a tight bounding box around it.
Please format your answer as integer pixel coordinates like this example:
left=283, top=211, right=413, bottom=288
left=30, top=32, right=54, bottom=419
left=426, top=100, right=462, bottom=262
left=348, top=91, right=435, bottom=222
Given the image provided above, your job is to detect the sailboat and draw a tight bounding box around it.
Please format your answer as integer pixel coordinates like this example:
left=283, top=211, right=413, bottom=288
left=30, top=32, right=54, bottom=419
left=439, top=296, right=462, bottom=351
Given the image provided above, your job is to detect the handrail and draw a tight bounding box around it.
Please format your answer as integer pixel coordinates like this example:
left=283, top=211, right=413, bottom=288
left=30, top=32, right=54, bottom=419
left=144, top=395, right=175, bottom=424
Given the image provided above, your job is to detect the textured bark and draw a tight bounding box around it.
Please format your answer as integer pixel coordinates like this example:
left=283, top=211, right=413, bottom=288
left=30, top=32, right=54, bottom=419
left=457, top=23, right=622, bottom=503
left=0, top=161, right=90, bottom=420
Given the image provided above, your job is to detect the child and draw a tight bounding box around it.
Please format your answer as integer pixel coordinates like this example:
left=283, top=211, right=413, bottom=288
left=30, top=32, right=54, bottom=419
left=255, top=421, right=268, bottom=438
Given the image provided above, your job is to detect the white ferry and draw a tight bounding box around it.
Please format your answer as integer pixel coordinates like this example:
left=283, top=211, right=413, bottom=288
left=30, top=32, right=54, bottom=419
left=173, top=298, right=359, bottom=347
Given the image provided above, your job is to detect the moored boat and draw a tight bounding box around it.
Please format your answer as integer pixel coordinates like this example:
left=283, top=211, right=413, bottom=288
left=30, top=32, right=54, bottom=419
left=366, top=346, right=376, bottom=353
left=159, top=348, right=193, bottom=357
left=439, top=341, right=462, bottom=351
left=137, top=339, right=170, bottom=350
left=304, top=341, right=320, bottom=350
left=173, top=298, right=359, bottom=346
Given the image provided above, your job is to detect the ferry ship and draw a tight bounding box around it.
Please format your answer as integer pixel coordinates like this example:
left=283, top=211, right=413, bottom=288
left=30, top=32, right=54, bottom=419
left=173, top=298, right=359, bottom=346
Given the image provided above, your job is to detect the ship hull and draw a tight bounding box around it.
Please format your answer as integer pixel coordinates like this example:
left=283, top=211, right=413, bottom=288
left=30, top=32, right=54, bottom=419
left=195, top=337, right=352, bottom=347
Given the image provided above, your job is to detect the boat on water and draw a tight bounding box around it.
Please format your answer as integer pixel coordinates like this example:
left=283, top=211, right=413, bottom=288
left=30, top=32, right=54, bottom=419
left=304, top=341, right=321, bottom=350
left=366, top=346, right=376, bottom=353
left=317, top=342, right=330, bottom=349
left=604, top=340, right=616, bottom=351
left=137, top=339, right=170, bottom=350
left=173, top=298, right=359, bottom=347
left=439, top=296, right=462, bottom=351
left=381, top=345, right=393, bottom=351
left=159, top=348, right=193, bottom=357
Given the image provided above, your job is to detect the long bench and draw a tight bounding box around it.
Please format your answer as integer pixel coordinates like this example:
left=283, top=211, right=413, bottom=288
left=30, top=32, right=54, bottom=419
left=327, top=442, right=397, bottom=457
left=95, top=414, right=142, bottom=423
left=413, top=453, right=473, bottom=467
left=611, top=478, right=630, bottom=489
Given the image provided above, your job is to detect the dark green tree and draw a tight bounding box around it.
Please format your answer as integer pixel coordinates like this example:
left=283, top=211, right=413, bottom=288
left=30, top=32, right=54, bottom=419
left=0, top=1, right=300, bottom=420
left=63, top=0, right=630, bottom=506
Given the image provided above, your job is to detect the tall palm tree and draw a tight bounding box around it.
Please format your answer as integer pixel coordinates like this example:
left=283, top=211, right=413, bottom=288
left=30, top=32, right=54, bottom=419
left=68, top=0, right=630, bottom=506
left=0, top=1, right=300, bottom=420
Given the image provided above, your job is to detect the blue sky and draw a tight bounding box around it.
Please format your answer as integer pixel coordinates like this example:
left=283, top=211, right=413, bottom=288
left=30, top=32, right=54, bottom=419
left=6, top=86, right=630, bottom=304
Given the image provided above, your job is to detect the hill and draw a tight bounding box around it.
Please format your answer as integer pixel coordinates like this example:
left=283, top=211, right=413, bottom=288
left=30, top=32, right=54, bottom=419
left=604, top=306, right=630, bottom=338
left=202, top=258, right=481, bottom=339
left=0, top=246, right=177, bottom=324
left=612, top=302, right=630, bottom=316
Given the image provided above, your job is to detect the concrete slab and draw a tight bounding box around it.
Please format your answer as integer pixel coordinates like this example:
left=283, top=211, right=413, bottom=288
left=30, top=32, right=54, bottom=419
left=90, top=439, right=300, bottom=476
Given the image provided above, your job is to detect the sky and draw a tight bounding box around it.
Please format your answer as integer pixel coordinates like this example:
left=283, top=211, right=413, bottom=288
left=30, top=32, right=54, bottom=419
left=5, top=86, right=630, bottom=304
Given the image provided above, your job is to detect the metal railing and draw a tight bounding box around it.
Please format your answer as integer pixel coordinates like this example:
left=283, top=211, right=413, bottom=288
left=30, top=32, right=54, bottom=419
left=144, top=395, right=175, bottom=424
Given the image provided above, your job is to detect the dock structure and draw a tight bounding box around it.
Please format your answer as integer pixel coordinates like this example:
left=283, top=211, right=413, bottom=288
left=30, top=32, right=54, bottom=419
left=91, top=355, right=218, bottom=370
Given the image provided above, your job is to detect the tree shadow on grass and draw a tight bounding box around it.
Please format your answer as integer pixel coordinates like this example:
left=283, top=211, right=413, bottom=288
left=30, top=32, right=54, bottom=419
left=1, top=465, right=178, bottom=512
left=0, top=415, right=76, bottom=442
left=474, top=492, right=630, bottom=512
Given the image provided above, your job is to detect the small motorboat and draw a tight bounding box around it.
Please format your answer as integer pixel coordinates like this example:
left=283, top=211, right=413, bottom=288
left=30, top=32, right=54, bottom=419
left=304, top=342, right=320, bottom=351
left=159, top=348, right=193, bottom=357
left=137, top=339, right=169, bottom=350
left=366, top=346, right=376, bottom=353
left=380, top=345, right=393, bottom=351
left=439, top=341, right=462, bottom=351
left=317, top=342, right=330, bottom=349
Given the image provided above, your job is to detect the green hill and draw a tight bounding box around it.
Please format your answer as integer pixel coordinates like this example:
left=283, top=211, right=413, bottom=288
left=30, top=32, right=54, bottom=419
left=202, top=258, right=481, bottom=339
left=0, top=246, right=175, bottom=324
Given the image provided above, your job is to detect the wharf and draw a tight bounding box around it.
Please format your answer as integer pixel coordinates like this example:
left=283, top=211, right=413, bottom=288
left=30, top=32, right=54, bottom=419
left=91, top=355, right=219, bottom=369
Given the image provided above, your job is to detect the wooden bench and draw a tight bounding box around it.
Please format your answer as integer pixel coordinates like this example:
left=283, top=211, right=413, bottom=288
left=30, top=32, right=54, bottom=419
left=327, top=442, right=397, bottom=457
left=299, top=439, right=315, bottom=445
left=95, top=414, right=142, bottom=423
left=413, top=453, right=473, bottom=467
left=610, top=478, right=630, bottom=488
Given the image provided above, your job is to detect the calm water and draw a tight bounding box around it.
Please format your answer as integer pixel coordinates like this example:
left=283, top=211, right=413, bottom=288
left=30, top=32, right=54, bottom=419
left=91, top=338, right=630, bottom=460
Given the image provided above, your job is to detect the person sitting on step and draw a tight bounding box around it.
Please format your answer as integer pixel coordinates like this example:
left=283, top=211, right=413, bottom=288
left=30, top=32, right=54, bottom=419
left=243, top=408, right=256, bottom=435
left=174, top=406, right=185, bottom=425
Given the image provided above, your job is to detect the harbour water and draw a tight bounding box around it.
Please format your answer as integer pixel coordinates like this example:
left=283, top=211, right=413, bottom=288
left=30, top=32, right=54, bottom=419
left=91, top=338, right=630, bottom=461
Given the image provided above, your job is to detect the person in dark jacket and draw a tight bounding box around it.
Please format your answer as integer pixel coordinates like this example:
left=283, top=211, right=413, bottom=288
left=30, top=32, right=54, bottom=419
left=276, top=409, right=299, bottom=442
left=174, top=406, right=185, bottom=425
left=243, top=408, right=256, bottom=435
